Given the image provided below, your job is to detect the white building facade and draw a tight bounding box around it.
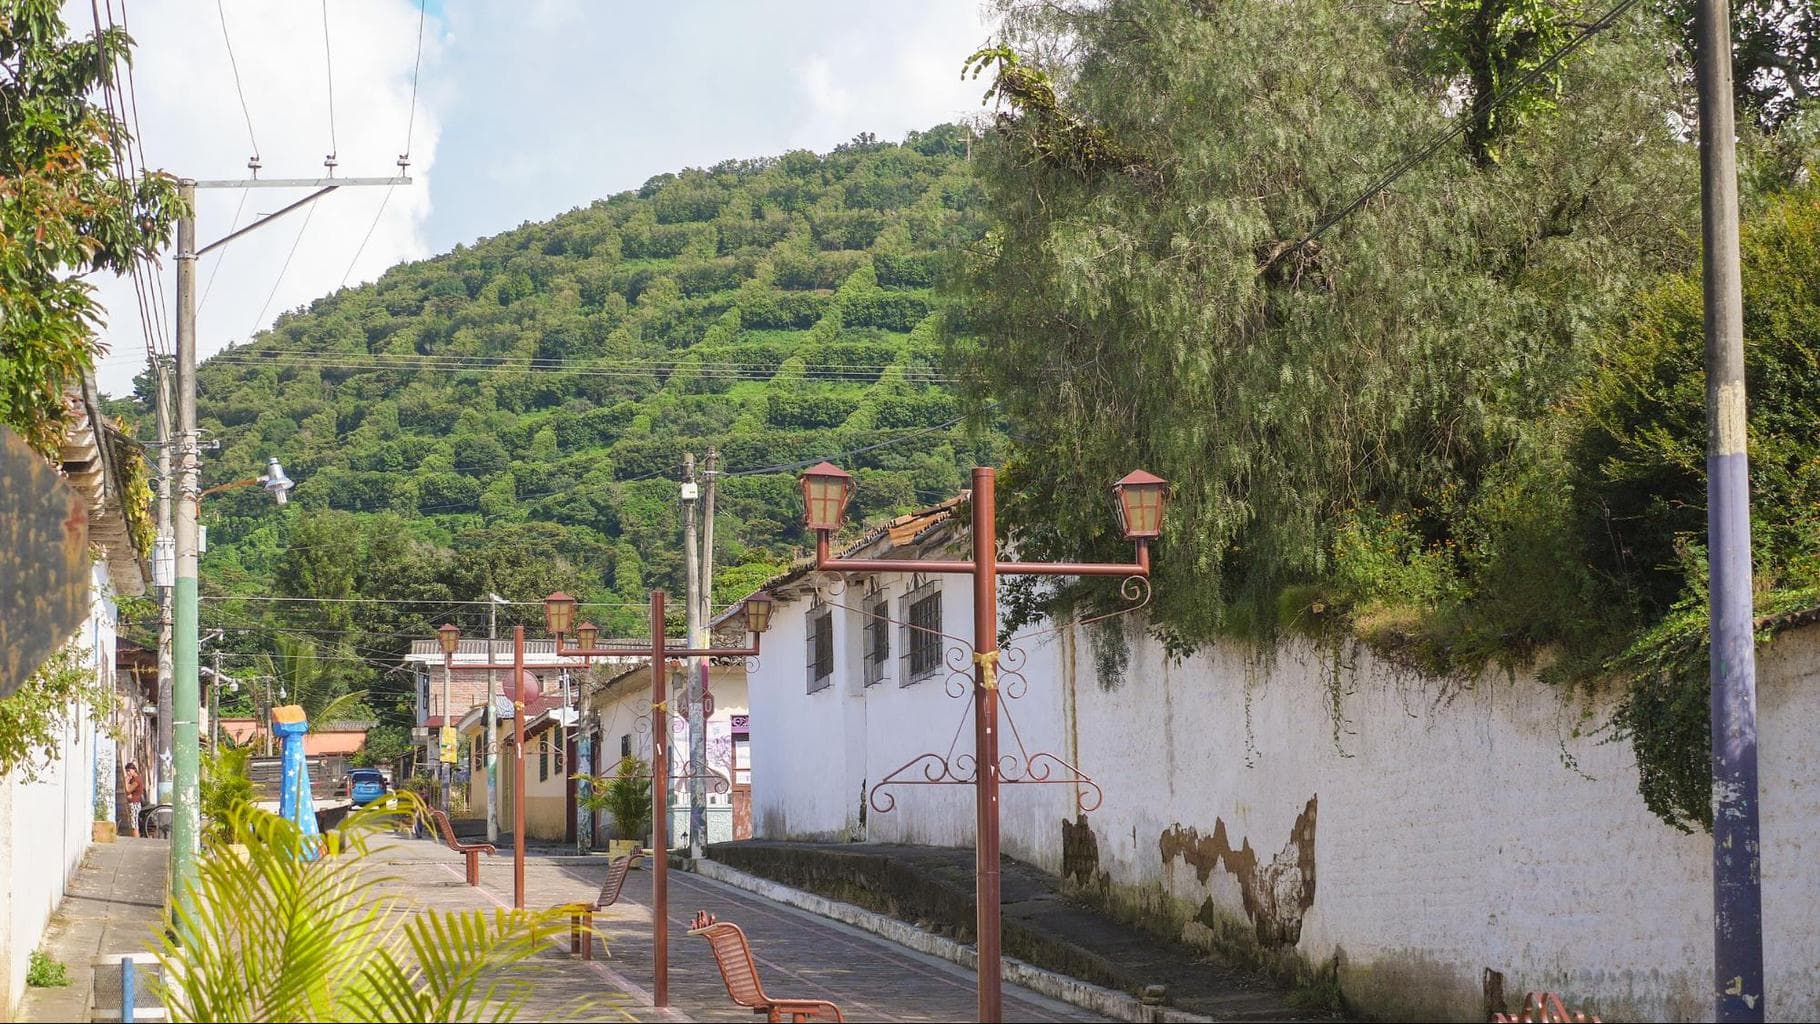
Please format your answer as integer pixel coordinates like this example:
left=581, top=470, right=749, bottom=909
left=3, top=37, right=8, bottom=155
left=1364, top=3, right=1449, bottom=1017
left=744, top=500, right=1820, bottom=1021
left=0, top=386, right=149, bottom=1016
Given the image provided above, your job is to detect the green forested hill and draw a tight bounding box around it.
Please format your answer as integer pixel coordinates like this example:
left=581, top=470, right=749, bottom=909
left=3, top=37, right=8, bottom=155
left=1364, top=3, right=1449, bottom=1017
left=141, top=125, right=996, bottom=721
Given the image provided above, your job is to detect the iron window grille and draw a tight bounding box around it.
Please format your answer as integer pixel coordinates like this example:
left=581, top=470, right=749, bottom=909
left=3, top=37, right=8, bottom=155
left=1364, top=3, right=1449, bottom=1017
left=620, top=733, right=632, bottom=759
left=806, top=605, right=834, bottom=693
left=539, top=733, right=549, bottom=781
left=901, top=582, right=943, bottom=684
left=863, top=597, right=890, bottom=685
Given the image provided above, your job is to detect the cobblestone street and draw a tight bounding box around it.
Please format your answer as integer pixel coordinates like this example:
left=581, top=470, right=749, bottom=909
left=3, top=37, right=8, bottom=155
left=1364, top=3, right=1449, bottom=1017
left=371, top=838, right=1106, bottom=1022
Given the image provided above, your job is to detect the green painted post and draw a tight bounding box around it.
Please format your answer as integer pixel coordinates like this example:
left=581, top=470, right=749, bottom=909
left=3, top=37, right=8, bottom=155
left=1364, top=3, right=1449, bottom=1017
left=170, top=180, right=200, bottom=898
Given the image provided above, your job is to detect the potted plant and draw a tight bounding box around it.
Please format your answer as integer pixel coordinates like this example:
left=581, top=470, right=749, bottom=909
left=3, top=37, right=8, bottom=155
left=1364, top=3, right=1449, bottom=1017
left=591, top=756, right=651, bottom=863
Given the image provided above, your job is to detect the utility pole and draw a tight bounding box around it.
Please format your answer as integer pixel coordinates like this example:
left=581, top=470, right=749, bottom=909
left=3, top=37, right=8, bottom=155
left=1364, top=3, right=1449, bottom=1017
left=154, top=356, right=174, bottom=805
left=1695, top=2, right=1764, bottom=1019
left=680, top=453, right=703, bottom=857
left=486, top=593, right=505, bottom=844
left=694, top=446, right=717, bottom=854
left=167, top=173, right=409, bottom=897
left=170, top=179, right=202, bottom=890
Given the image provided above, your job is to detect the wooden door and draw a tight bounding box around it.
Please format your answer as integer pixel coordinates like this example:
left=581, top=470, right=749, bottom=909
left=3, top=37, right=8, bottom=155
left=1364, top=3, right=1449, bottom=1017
left=731, top=783, right=752, bottom=840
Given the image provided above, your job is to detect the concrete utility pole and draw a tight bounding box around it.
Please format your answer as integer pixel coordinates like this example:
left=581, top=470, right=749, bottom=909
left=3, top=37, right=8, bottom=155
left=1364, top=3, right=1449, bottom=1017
left=681, top=453, right=704, bottom=857
left=170, top=180, right=201, bottom=887
left=1695, top=1, right=1764, bottom=1019
left=694, top=446, right=717, bottom=854
left=167, top=173, right=409, bottom=897
left=154, top=356, right=174, bottom=805
left=486, top=592, right=505, bottom=844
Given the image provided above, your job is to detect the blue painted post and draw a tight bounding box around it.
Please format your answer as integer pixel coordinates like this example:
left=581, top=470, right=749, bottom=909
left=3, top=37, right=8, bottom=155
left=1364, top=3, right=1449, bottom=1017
left=273, top=712, right=321, bottom=859
left=119, top=957, right=135, bottom=1023
left=1695, top=0, right=1765, bottom=1017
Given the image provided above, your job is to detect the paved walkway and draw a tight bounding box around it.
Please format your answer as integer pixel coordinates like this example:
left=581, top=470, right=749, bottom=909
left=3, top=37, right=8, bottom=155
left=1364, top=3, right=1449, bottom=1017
left=17, top=838, right=167, bottom=1023
left=371, top=837, right=1106, bottom=1022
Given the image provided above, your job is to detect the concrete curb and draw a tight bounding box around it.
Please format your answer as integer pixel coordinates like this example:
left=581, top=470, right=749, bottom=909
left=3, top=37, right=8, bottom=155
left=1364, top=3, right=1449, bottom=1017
left=684, top=857, right=1213, bottom=1024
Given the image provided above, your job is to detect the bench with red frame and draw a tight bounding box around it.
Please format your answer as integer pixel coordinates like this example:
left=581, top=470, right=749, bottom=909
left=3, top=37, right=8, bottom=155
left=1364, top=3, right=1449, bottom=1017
left=687, top=911, right=845, bottom=1022
left=1493, top=992, right=1603, bottom=1023
left=429, top=808, right=495, bottom=886
left=544, top=852, right=638, bottom=961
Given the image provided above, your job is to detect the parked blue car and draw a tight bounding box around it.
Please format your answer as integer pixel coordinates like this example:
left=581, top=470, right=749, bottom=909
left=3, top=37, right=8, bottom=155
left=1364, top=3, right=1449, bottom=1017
left=346, top=768, right=388, bottom=806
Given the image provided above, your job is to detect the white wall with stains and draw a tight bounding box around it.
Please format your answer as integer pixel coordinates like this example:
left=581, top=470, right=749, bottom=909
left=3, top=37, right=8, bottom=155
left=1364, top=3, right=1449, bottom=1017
left=1040, top=623, right=1820, bottom=1020
left=0, top=562, right=117, bottom=1017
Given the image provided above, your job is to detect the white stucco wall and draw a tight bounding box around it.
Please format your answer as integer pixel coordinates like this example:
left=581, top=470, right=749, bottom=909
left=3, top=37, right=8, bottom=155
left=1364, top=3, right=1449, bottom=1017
left=748, top=571, right=1820, bottom=1021
left=0, top=563, right=117, bottom=1016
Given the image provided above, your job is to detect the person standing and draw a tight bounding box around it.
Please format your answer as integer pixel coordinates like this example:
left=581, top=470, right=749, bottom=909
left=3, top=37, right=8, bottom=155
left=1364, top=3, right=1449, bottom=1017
left=124, top=762, right=144, bottom=837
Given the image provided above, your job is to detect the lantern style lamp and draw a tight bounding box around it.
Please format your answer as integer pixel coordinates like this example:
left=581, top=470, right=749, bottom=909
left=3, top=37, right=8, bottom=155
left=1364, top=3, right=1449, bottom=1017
left=261, top=457, right=294, bottom=506
left=742, top=592, right=775, bottom=635
left=543, top=591, right=577, bottom=638
left=576, top=621, right=599, bottom=651
left=436, top=622, right=461, bottom=658
left=1113, top=469, right=1168, bottom=540
left=799, top=462, right=855, bottom=533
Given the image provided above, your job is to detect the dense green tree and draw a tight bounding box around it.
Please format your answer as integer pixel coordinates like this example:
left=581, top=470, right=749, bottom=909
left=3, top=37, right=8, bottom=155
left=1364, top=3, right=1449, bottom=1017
left=0, top=0, right=183, bottom=456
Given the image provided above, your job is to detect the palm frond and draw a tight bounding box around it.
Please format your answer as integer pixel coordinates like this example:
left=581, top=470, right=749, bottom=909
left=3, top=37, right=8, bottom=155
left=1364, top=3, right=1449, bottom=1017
left=156, top=794, right=603, bottom=1022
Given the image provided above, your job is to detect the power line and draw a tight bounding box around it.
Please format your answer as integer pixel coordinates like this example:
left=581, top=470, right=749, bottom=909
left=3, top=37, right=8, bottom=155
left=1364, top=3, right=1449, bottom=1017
left=1283, top=0, right=1644, bottom=261
left=250, top=200, right=320, bottom=336
left=202, top=595, right=652, bottom=608
left=320, top=0, right=338, bottom=170
left=402, top=0, right=426, bottom=162
left=110, top=0, right=174, bottom=361
left=198, top=188, right=250, bottom=314
left=339, top=185, right=395, bottom=289
left=214, top=0, right=261, bottom=164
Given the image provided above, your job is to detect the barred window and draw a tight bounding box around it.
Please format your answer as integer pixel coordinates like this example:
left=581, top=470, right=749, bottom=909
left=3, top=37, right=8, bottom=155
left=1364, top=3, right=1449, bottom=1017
left=901, top=584, right=943, bottom=683
left=538, top=732, right=549, bottom=781
left=806, top=606, right=834, bottom=693
left=862, top=598, right=890, bottom=685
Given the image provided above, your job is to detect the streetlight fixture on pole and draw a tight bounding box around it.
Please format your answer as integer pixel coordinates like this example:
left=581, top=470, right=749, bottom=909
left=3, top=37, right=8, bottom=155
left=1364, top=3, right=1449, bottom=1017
left=532, top=588, right=774, bottom=1007
left=799, top=462, right=1165, bottom=1023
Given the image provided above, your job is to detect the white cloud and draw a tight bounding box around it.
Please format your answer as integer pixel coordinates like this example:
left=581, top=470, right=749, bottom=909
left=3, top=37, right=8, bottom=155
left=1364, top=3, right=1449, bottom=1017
left=83, top=0, right=1001, bottom=397
left=85, top=0, right=438, bottom=395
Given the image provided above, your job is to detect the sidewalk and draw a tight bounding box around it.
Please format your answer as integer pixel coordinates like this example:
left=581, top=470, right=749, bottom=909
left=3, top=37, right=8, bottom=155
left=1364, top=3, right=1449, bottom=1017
left=369, top=836, right=1103, bottom=1022
left=16, top=838, right=167, bottom=1023
left=707, top=841, right=1330, bottom=1021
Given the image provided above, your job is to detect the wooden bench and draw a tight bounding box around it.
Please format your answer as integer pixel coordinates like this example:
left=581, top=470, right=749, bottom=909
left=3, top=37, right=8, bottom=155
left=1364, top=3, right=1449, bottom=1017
left=1493, top=992, right=1602, bottom=1023
left=545, top=853, right=638, bottom=961
left=429, top=809, right=495, bottom=886
left=687, top=912, right=844, bottom=1022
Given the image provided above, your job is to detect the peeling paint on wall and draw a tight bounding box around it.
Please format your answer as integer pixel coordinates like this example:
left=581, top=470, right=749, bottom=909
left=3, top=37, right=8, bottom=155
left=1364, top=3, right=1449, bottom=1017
left=1060, top=813, right=1109, bottom=891
left=1160, top=795, right=1317, bottom=946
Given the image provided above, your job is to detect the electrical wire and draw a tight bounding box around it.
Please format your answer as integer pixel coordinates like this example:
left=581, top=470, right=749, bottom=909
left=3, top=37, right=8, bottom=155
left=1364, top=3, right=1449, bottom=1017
left=198, top=187, right=250, bottom=315
left=250, top=200, right=320, bottom=336
left=339, top=185, right=395, bottom=289
left=320, top=0, right=338, bottom=168
left=402, top=0, right=425, bottom=162
left=1282, top=0, right=1644, bottom=261
left=214, top=0, right=261, bottom=164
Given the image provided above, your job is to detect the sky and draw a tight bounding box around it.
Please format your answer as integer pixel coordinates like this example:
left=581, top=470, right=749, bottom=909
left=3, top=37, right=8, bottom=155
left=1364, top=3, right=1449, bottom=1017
left=87, top=0, right=999, bottom=396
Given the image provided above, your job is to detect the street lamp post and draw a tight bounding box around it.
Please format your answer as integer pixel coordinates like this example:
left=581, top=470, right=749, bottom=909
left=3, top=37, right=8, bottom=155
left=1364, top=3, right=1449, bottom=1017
left=536, top=588, right=773, bottom=1007
left=170, top=455, right=294, bottom=896
left=800, top=462, right=1164, bottom=1023
left=437, top=622, right=461, bottom=812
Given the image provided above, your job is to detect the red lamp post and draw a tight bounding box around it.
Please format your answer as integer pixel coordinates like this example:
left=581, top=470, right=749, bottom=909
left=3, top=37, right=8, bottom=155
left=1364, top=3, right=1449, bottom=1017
left=435, top=623, right=461, bottom=811
left=533, top=588, right=773, bottom=1008
left=801, top=463, right=1164, bottom=1023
